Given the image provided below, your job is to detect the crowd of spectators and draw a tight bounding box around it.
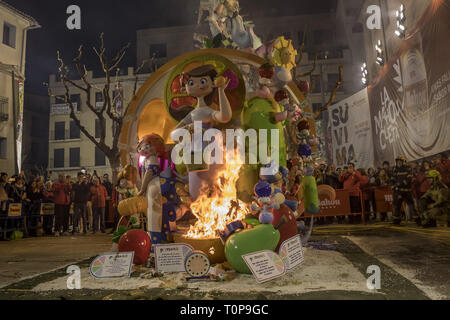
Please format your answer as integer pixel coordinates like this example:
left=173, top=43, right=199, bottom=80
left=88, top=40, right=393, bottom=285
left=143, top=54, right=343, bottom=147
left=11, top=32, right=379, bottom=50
left=1, top=153, right=448, bottom=239
left=287, top=153, right=449, bottom=227
left=0, top=169, right=114, bottom=239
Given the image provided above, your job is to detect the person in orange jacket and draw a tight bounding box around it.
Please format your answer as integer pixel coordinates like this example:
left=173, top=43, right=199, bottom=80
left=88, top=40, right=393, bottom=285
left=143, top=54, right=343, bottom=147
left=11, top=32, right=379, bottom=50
left=339, top=163, right=363, bottom=222
left=52, top=174, right=72, bottom=236
left=90, top=177, right=109, bottom=233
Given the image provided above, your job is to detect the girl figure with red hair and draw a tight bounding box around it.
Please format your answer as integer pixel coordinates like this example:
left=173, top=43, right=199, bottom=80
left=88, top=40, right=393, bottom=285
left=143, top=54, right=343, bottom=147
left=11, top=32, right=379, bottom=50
left=137, top=134, right=167, bottom=244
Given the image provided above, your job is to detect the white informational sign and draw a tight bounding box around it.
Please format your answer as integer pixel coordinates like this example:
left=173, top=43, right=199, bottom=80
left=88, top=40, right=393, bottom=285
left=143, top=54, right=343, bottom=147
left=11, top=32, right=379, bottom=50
left=90, top=252, right=134, bottom=279
left=40, top=203, right=55, bottom=215
left=8, top=203, right=22, bottom=217
left=242, top=250, right=286, bottom=283
left=329, top=88, right=374, bottom=168
left=154, top=243, right=194, bottom=273
left=278, top=235, right=304, bottom=272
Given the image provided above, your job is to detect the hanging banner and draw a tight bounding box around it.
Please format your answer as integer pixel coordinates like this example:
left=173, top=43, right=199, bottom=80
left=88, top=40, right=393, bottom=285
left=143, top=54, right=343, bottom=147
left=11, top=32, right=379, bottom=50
left=368, top=1, right=450, bottom=167
left=329, top=88, right=374, bottom=168
left=16, top=80, right=24, bottom=173
left=113, top=81, right=124, bottom=117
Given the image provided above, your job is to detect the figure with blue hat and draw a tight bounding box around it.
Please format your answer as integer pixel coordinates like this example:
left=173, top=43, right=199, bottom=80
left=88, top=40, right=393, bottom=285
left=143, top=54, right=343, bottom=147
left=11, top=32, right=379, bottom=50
left=251, top=180, right=278, bottom=224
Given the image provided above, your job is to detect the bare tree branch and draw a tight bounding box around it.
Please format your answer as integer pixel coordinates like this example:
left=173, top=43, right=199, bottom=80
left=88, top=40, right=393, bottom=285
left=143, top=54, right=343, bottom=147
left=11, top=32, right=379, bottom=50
left=133, top=54, right=155, bottom=96
left=293, top=26, right=307, bottom=80
left=93, top=33, right=107, bottom=72
left=59, top=68, right=107, bottom=152
left=108, top=43, right=131, bottom=72
left=298, top=52, right=318, bottom=77
left=314, top=64, right=343, bottom=119
left=49, top=33, right=139, bottom=183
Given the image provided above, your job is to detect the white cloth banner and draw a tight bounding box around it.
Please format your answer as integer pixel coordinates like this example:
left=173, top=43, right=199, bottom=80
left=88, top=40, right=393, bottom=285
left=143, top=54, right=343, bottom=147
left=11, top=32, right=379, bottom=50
left=16, top=80, right=24, bottom=173
left=329, top=88, right=374, bottom=168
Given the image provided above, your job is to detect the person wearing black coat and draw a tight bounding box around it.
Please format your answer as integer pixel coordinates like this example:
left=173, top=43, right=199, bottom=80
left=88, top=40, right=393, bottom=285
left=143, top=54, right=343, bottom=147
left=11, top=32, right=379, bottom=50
left=72, top=172, right=91, bottom=234
left=325, top=165, right=340, bottom=189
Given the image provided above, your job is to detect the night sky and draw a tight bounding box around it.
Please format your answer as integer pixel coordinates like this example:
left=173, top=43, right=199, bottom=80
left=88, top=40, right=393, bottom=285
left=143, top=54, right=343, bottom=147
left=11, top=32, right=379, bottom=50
left=6, top=0, right=336, bottom=94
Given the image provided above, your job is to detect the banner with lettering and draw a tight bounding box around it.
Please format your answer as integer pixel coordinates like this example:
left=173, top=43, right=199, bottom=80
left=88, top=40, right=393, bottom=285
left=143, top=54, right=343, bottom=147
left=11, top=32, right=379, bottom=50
left=367, top=1, right=450, bottom=166
left=329, top=88, right=374, bottom=168
left=113, top=81, right=124, bottom=117
left=16, top=80, right=24, bottom=173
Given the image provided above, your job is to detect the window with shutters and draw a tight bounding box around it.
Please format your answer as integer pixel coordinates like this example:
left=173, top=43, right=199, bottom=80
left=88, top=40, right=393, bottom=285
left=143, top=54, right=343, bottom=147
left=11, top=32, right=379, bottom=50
left=54, top=122, right=65, bottom=140
left=149, top=43, right=167, bottom=58
left=70, top=121, right=80, bottom=139
left=2, top=22, right=16, bottom=48
left=95, top=146, right=106, bottom=166
left=54, top=149, right=64, bottom=168
left=95, top=119, right=106, bottom=139
left=69, top=148, right=80, bottom=167
left=0, top=137, right=6, bottom=159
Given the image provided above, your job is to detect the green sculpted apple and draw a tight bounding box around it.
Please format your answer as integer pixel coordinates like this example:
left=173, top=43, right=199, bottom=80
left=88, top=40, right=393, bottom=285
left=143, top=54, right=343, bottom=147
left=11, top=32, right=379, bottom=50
left=225, top=224, right=280, bottom=274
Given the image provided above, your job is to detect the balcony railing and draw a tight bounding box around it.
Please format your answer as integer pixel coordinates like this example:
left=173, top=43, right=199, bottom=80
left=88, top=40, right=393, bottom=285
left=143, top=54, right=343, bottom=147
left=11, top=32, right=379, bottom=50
left=49, top=129, right=81, bottom=141
left=0, top=97, right=8, bottom=122
left=0, top=112, right=7, bottom=122
left=48, top=159, right=109, bottom=171
left=95, top=101, right=103, bottom=110
left=305, top=48, right=346, bottom=61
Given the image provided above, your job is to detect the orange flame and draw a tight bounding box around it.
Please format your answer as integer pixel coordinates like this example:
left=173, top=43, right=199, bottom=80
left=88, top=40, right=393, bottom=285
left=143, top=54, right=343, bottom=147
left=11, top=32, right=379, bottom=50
left=186, top=159, right=249, bottom=239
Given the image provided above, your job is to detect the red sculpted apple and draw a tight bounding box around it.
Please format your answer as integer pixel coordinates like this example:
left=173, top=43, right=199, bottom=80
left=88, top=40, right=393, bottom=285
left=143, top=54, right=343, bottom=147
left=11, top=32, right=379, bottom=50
left=297, top=80, right=310, bottom=95
left=259, top=63, right=275, bottom=80
left=118, top=229, right=151, bottom=265
left=272, top=204, right=298, bottom=252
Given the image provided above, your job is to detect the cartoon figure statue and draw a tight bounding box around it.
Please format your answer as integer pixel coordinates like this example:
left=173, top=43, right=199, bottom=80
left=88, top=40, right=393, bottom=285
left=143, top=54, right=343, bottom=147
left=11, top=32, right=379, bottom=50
left=174, top=65, right=232, bottom=130
left=259, top=164, right=298, bottom=213
left=114, top=165, right=140, bottom=229
left=171, top=64, right=232, bottom=201
left=159, top=165, right=192, bottom=238
left=251, top=180, right=279, bottom=224
left=201, top=0, right=262, bottom=51
left=296, top=119, right=318, bottom=159
left=301, top=160, right=320, bottom=215
left=137, top=134, right=168, bottom=244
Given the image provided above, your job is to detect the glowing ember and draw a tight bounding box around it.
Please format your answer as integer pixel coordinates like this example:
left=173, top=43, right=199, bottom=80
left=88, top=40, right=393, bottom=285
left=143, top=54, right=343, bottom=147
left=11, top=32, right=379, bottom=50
left=186, top=159, right=249, bottom=239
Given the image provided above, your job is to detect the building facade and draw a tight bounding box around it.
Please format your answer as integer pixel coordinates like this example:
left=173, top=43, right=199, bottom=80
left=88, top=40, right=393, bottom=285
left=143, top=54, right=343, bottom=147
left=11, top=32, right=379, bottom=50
left=22, top=93, right=49, bottom=174
left=137, top=7, right=365, bottom=116
left=0, top=0, right=39, bottom=175
left=359, top=0, right=432, bottom=84
left=137, top=25, right=197, bottom=73
left=47, top=68, right=149, bottom=178
left=250, top=8, right=367, bottom=160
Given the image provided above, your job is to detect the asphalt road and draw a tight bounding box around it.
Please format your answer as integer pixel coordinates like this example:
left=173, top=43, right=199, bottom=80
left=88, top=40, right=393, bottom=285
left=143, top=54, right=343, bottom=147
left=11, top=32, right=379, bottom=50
left=0, top=223, right=448, bottom=300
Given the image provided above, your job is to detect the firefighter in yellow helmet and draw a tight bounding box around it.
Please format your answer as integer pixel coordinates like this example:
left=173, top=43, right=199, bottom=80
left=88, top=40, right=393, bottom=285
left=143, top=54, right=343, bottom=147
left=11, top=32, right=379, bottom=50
left=391, top=155, right=419, bottom=225
left=419, top=170, right=449, bottom=228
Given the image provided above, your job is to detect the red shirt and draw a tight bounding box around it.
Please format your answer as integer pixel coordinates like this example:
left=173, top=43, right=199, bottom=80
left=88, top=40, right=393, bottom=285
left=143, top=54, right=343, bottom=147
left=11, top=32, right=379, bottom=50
left=412, top=172, right=424, bottom=198
left=339, top=171, right=362, bottom=197
left=436, top=160, right=450, bottom=185
left=52, top=181, right=72, bottom=205
left=90, top=184, right=108, bottom=208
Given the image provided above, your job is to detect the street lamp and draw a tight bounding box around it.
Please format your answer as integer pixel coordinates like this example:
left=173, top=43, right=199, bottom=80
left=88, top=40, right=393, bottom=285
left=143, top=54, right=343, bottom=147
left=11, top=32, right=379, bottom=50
left=395, top=4, right=406, bottom=38
left=361, top=63, right=368, bottom=86
left=375, top=40, right=385, bottom=66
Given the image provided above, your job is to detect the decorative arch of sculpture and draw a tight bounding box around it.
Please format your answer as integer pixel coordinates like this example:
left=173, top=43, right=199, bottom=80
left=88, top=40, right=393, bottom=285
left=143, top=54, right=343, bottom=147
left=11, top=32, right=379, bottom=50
left=119, top=48, right=309, bottom=166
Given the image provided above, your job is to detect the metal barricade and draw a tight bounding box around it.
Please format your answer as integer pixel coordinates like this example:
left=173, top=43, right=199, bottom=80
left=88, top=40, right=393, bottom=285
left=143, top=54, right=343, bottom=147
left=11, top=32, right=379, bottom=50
left=0, top=202, right=25, bottom=237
